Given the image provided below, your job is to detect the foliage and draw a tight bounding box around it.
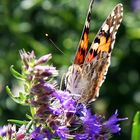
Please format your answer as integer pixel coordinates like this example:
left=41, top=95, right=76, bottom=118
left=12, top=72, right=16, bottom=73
left=0, top=0, right=140, bottom=139
left=132, top=111, right=140, bottom=140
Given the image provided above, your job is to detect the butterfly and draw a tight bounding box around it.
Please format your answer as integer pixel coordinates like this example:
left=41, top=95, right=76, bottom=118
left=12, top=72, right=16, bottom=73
left=65, top=0, right=123, bottom=104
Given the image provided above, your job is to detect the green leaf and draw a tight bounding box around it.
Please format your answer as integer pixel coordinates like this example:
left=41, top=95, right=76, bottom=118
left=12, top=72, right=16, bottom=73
left=26, top=114, right=32, bottom=120
left=6, top=86, right=27, bottom=105
left=19, top=92, right=26, bottom=101
left=10, top=65, right=25, bottom=80
left=26, top=120, right=33, bottom=132
left=132, top=111, right=140, bottom=140
left=6, top=86, right=18, bottom=102
left=30, top=106, right=36, bottom=117
left=8, top=119, right=28, bottom=126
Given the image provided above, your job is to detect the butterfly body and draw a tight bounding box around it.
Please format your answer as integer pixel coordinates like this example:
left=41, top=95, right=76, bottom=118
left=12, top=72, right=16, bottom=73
left=65, top=0, right=123, bottom=104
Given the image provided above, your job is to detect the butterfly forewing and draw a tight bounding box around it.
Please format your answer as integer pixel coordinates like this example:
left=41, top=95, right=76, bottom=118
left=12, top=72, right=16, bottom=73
left=86, top=4, right=123, bottom=63
left=74, top=0, right=94, bottom=65
left=65, top=3, right=123, bottom=104
left=79, top=4, right=124, bottom=103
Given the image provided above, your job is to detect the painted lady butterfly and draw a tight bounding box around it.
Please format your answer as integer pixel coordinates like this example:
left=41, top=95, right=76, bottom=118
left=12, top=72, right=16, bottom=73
left=65, top=0, right=123, bottom=104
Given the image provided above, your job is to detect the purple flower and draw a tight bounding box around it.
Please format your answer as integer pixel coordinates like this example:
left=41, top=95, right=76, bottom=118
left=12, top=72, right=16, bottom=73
left=75, top=109, right=101, bottom=140
left=75, top=109, right=127, bottom=140
left=0, top=125, right=16, bottom=139
left=35, top=54, right=52, bottom=65
left=16, top=125, right=26, bottom=140
left=55, top=126, right=69, bottom=140
left=83, top=111, right=101, bottom=135
left=34, top=65, right=58, bottom=77
left=0, top=125, right=7, bottom=136
left=19, top=50, right=35, bottom=69
left=30, top=127, right=45, bottom=140
left=5, top=50, right=127, bottom=140
left=53, top=90, right=76, bottom=113
left=103, top=110, right=128, bottom=134
left=31, top=84, right=53, bottom=95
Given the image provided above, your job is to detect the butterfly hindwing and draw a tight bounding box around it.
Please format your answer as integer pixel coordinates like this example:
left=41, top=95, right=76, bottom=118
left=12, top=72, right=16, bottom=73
left=74, top=0, right=94, bottom=65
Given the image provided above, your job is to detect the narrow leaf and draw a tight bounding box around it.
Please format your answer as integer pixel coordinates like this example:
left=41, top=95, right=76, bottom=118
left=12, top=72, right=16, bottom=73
left=6, top=86, right=27, bottom=105
left=132, top=111, right=140, bottom=140
left=30, top=106, right=36, bottom=117
left=10, top=65, right=25, bottom=80
left=26, top=114, right=32, bottom=120
left=8, top=119, right=28, bottom=125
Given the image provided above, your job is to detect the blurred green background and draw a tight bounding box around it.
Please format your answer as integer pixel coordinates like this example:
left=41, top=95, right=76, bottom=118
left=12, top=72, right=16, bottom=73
left=0, top=0, right=140, bottom=139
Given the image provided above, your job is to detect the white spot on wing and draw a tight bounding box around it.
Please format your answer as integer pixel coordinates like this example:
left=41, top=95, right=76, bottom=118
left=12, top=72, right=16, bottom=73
left=114, top=16, right=116, bottom=19
left=110, top=27, right=114, bottom=33
left=116, top=24, right=120, bottom=30
left=120, top=12, right=123, bottom=17
left=102, top=24, right=109, bottom=32
left=113, top=21, right=116, bottom=25
left=111, top=11, right=115, bottom=17
left=85, top=20, right=89, bottom=28
left=92, top=43, right=99, bottom=50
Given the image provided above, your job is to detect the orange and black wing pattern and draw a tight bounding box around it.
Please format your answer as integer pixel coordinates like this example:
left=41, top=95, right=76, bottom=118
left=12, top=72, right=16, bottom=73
left=74, top=0, right=94, bottom=66
left=86, top=3, right=123, bottom=63
left=65, top=1, right=123, bottom=104
left=81, top=3, right=123, bottom=103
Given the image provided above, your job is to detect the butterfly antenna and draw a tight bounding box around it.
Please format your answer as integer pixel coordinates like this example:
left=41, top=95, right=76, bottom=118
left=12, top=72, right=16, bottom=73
left=45, top=34, right=66, bottom=56
left=45, top=34, right=71, bottom=68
